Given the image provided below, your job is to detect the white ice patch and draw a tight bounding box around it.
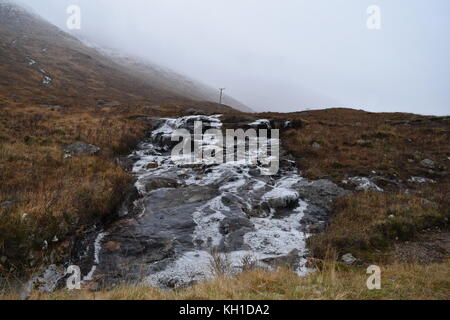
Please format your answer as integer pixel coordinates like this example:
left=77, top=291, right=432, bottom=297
left=146, top=251, right=213, bottom=287
left=42, top=76, right=52, bottom=85
left=192, top=197, right=228, bottom=248
left=408, top=177, right=436, bottom=184
left=249, top=119, right=271, bottom=128
left=245, top=201, right=308, bottom=259
left=349, top=177, right=383, bottom=192
left=151, top=115, right=222, bottom=139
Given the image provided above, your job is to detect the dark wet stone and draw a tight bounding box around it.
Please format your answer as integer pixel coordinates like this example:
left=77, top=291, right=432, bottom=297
left=219, top=228, right=254, bottom=251
left=219, top=217, right=254, bottom=235
left=297, top=179, right=349, bottom=210
left=64, top=142, right=100, bottom=157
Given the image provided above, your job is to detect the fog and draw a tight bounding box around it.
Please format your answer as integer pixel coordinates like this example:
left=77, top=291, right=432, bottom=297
left=13, top=0, right=450, bottom=115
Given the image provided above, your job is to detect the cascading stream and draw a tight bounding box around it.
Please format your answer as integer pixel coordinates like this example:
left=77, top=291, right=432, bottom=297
left=78, top=114, right=315, bottom=289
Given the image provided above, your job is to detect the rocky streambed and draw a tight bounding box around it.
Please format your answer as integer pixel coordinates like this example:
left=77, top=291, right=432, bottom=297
left=33, top=114, right=349, bottom=291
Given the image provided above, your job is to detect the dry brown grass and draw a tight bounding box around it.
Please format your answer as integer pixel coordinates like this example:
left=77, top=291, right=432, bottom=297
left=0, top=105, right=151, bottom=275
left=2, top=260, right=445, bottom=300
left=308, top=192, right=449, bottom=263
left=282, top=108, right=449, bottom=185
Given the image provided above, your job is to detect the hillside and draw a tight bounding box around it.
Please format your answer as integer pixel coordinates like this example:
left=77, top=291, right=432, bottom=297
left=77, top=36, right=254, bottom=113
left=0, top=1, right=250, bottom=112
left=0, top=1, right=448, bottom=302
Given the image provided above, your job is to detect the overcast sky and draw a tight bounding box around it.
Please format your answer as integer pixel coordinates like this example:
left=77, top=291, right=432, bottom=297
left=14, top=0, right=450, bottom=115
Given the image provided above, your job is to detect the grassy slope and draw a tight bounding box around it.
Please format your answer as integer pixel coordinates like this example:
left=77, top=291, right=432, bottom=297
left=2, top=261, right=447, bottom=300
left=1, top=108, right=447, bottom=299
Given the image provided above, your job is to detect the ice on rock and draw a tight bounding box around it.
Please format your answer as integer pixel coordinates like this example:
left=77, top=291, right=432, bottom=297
left=77, top=114, right=314, bottom=289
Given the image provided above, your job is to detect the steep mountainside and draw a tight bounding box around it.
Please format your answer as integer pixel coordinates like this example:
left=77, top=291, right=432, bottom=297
left=0, top=1, right=250, bottom=112
left=78, top=37, right=254, bottom=113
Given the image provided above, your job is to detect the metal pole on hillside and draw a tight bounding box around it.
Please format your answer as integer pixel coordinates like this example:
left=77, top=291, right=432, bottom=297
left=219, top=88, right=226, bottom=105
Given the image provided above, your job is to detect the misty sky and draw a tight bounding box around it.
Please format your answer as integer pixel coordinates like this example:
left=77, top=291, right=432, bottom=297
left=13, top=0, right=450, bottom=115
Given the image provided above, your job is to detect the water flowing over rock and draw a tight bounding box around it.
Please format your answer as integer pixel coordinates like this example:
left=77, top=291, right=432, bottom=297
left=59, top=114, right=343, bottom=290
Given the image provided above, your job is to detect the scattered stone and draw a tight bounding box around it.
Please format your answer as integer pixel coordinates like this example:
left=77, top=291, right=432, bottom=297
left=341, top=253, right=357, bottom=266
left=421, top=159, right=435, bottom=169
left=39, top=104, right=63, bottom=111
left=31, top=264, right=65, bottom=293
left=297, top=180, right=350, bottom=210
left=357, top=139, right=372, bottom=147
left=408, top=177, right=436, bottom=184
left=64, top=142, right=101, bottom=157
left=0, top=201, right=14, bottom=209
left=348, top=177, right=383, bottom=192
left=421, top=199, right=439, bottom=210
left=42, top=76, right=52, bottom=85
left=249, top=119, right=272, bottom=129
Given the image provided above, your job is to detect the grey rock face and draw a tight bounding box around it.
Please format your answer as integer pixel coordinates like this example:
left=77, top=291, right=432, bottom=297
left=421, top=159, right=435, bottom=169
left=64, top=142, right=101, bottom=157
left=297, top=179, right=350, bottom=210
left=297, top=180, right=350, bottom=234
left=341, top=253, right=357, bottom=266
left=219, top=217, right=254, bottom=235
left=348, top=177, right=383, bottom=192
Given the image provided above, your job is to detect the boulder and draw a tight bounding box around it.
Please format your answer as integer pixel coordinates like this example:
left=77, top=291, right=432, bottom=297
left=341, top=253, right=357, bottom=266
left=64, top=142, right=100, bottom=157
left=219, top=217, right=254, bottom=235
left=421, top=159, right=435, bottom=169
left=297, top=179, right=350, bottom=210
